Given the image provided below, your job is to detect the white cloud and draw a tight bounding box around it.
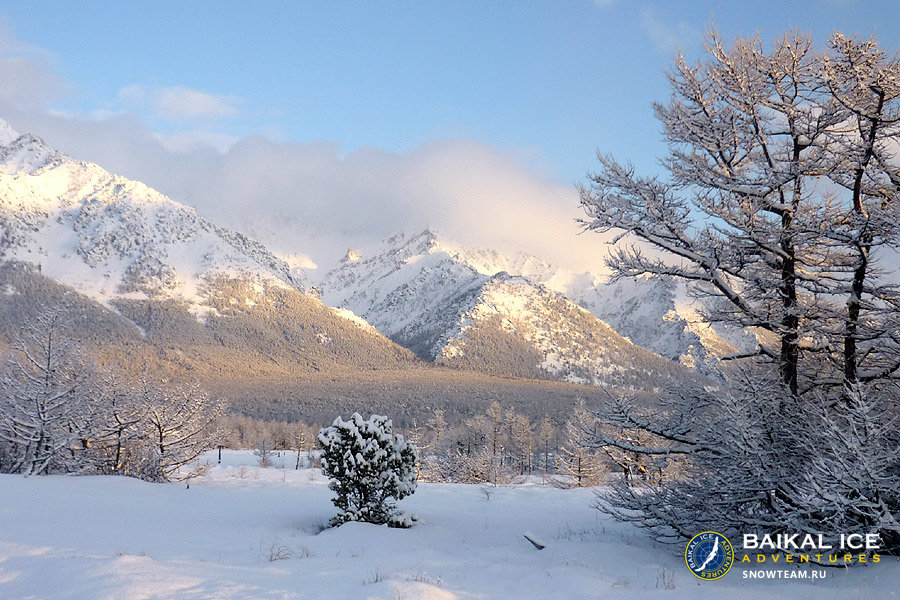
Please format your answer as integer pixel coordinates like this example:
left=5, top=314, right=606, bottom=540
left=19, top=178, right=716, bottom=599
left=204, top=137, right=610, bottom=273
left=153, top=130, right=239, bottom=154
left=0, top=25, right=68, bottom=109
left=117, top=84, right=240, bottom=120
left=640, top=8, right=699, bottom=54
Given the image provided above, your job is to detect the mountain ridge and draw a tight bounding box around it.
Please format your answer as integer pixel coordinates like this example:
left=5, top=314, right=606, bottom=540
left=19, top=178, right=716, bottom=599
left=319, top=230, right=699, bottom=389
left=319, top=228, right=756, bottom=376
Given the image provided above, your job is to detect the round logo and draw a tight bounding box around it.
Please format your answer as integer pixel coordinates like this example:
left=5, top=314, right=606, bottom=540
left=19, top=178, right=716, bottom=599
left=685, top=531, right=734, bottom=580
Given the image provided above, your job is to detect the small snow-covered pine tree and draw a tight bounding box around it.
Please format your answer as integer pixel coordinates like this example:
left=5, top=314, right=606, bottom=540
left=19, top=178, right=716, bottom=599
left=318, top=413, right=417, bottom=528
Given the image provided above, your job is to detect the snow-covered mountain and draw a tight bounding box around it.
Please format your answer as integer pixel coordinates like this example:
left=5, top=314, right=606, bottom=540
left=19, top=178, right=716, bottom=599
left=0, top=118, right=426, bottom=382
left=320, top=230, right=696, bottom=388
left=0, top=118, right=303, bottom=313
left=321, top=231, right=489, bottom=359
left=321, top=229, right=755, bottom=377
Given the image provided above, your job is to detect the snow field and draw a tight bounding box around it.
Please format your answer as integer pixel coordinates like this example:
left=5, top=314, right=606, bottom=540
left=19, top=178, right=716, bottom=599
left=0, top=450, right=895, bottom=599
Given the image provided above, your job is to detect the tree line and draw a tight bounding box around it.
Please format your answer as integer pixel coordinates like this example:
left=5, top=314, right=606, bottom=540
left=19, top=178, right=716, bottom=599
left=1, top=306, right=633, bottom=487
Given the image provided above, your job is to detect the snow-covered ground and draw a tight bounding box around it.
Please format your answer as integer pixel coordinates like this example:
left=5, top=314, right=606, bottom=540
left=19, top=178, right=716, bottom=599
left=0, top=451, right=895, bottom=599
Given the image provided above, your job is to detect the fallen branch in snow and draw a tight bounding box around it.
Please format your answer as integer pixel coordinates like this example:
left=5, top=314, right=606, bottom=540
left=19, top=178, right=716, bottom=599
left=523, top=532, right=545, bottom=550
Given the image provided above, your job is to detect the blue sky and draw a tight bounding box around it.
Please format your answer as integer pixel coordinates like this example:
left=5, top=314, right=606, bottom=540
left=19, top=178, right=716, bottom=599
left=1, top=1, right=899, bottom=270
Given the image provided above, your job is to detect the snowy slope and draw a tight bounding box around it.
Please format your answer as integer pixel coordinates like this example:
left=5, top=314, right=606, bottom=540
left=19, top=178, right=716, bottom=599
left=321, top=231, right=491, bottom=358
left=0, top=118, right=303, bottom=314
left=0, top=451, right=893, bottom=600
left=320, top=231, right=694, bottom=389
left=437, top=274, right=694, bottom=388
left=455, top=243, right=756, bottom=372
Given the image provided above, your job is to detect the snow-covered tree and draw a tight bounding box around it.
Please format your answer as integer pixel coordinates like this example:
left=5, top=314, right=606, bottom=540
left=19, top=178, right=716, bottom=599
left=140, top=379, right=223, bottom=480
left=820, top=34, right=900, bottom=390
left=584, top=372, right=900, bottom=551
left=506, top=407, right=534, bottom=475
left=0, top=308, right=94, bottom=475
left=449, top=446, right=521, bottom=485
left=426, top=408, right=447, bottom=453
left=556, top=403, right=607, bottom=487
left=556, top=444, right=603, bottom=488
left=318, top=413, right=418, bottom=527
left=536, top=414, right=557, bottom=477
left=578, top=30, right=900, bottom=553
left=255, top=437, right=274, bottom=467
left=0, top=306, right=222, bottom=480
left=89, top=375, right=146, bottom=475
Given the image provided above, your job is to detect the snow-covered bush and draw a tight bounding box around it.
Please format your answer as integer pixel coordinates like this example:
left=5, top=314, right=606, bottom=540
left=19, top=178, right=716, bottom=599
left=582, top=371, right=900, bottom=553
left=318, top=413, right=418, bottom=528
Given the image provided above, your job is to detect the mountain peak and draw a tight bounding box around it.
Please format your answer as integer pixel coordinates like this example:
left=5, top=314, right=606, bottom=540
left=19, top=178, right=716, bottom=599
left=408, top=228, right=458, bottom=255
left=0, top=127, right=67, bottom=174
left=369, top=229, right=453, bottom=262
left=415, top=228, right=440, bottom=242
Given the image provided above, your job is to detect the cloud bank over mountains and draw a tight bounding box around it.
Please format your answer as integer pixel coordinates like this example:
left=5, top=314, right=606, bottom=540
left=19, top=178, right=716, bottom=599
left=0, top=25, right=612, bottom=274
